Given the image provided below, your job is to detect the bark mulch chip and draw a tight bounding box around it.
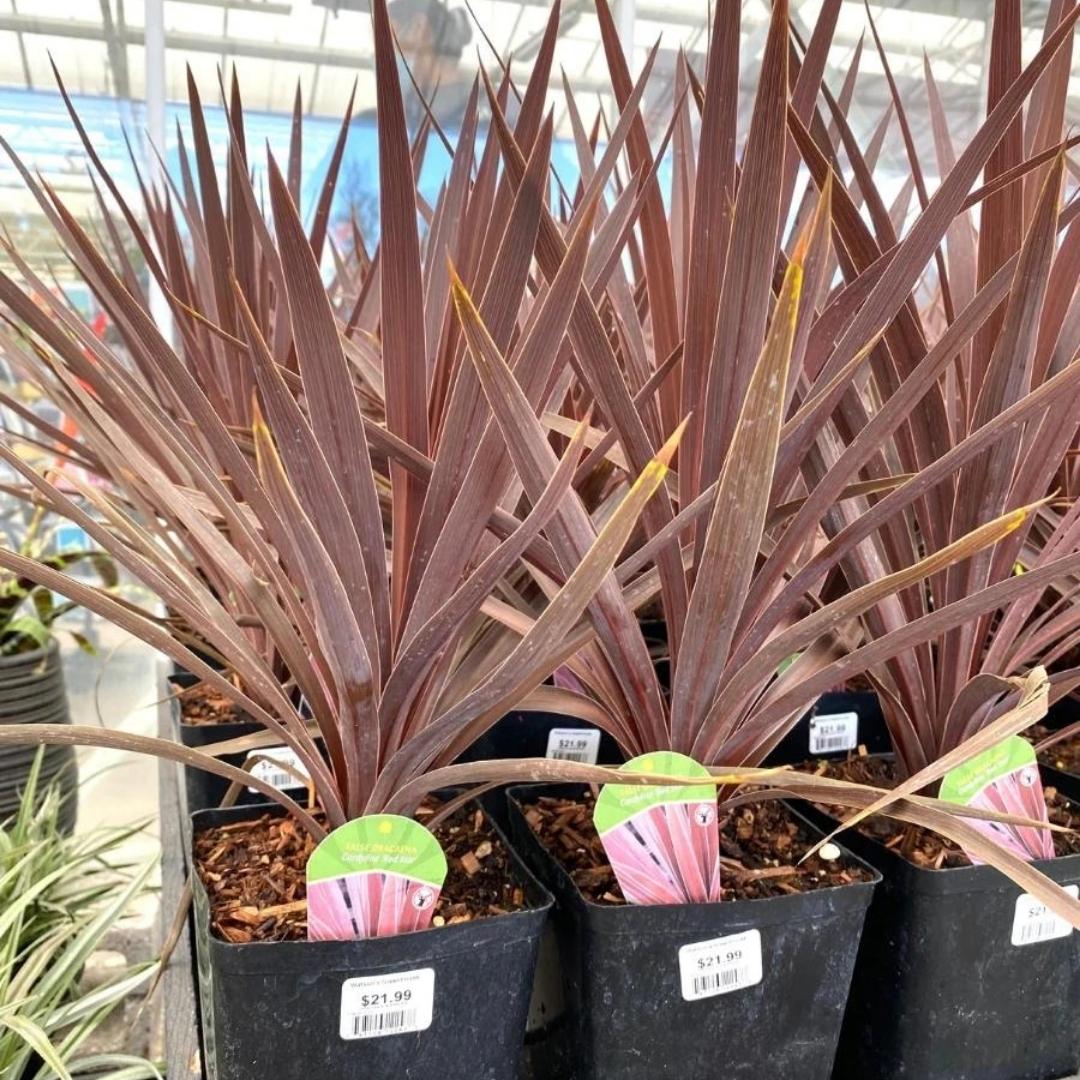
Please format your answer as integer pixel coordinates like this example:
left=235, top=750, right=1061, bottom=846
left=812, top=754, right=1080, bottom=870
left=177, top=682, right=242, bottom=727
left=521, top=791, right=873, bottom=904
left=1031, top=723, right=1080, bottom=776
left=194, top=800, right=527, bottom=944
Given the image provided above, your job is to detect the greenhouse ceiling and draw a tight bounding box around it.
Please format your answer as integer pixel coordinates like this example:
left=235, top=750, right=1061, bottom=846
left=0, top=0, right=1076, bottom=271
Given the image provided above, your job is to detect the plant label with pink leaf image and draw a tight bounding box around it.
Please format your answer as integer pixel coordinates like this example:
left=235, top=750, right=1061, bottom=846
left=939, top=736, right=1054, bottom=864
left=593, top=751, right=721, bottom=905
left=306, top=815, right=447, bottom=941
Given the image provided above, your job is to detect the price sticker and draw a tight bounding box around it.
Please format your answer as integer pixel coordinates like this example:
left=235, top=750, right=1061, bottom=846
left=809, top=712, right=858, bottom=755
left=545, top=727, right=602, bottom=764
left=1011, top=886, right=1078, bottom=947
left=244, top=746, right=309, bottom=792
left=339, top=968, right=435, bottom=1039
left=678, top=929, right=762, bottom=1001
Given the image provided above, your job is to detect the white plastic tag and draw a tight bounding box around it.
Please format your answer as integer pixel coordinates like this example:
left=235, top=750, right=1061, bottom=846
left=545, top=727, right=602, bottom=764
left=809, top=712, right=859, bottom=755
left=245, top=746, right=309, bottom=792
left=678, top=929, right=762, bottom=1001
left=1011, top=886, right=1078, bottom=947
left=339, top=968, right=435, bottom=1040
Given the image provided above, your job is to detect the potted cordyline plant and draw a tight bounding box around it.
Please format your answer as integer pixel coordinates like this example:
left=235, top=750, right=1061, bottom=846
left=691, top=3, right=1080, bottom=1075
left=413, top=0, right=1080, bottom=1077
left=0, top=61, right=364, bottom=817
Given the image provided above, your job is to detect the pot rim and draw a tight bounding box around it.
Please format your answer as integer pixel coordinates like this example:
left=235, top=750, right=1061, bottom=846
left=189, top=797, right=555, bottom=972
left=507, top=781, right=881, bottom=926
left=0, top=638, right=59, bottom=671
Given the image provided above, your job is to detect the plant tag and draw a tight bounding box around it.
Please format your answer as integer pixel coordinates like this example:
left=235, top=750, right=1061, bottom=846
left=307, top=816, right=447, bottom=941
left=545, top=727, right=601, bottom=764
left=678, top=930, right=762, bottom=1001
left=339, top=968, right=435, bottom=1039
left=809, top=711, right=858, bottom=755
left=1010, top=886, right=1078, bottom=947
left=939, top=736, right=1053, bottom=863
left=594, top=751, right=721, bottom=905
left=244, top=746, right=309, bottom=792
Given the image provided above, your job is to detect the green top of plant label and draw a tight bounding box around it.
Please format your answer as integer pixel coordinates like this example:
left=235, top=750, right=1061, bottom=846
left=593, top=750, right=714, bottom=834
left=307, top=814, right=448, bottom=887
left=939, top=735, right=1038, bottom=806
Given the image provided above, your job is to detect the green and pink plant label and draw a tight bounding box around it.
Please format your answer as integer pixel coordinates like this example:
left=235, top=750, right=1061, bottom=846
left=593, top=750, right=721, bottom=905
left=939, top=735, right=1053, bottom=863
left=306, top=815, right=447, bottom=941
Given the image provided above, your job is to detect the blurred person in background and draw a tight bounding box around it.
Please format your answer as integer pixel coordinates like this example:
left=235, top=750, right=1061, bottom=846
left=389, top=0, right=473, bottom=129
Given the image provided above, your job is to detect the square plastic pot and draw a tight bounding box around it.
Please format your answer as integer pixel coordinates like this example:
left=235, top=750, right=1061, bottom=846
left=191, top=801, right=553, bottom=1080
left=1035, top=694, right=1080, bottom=783
left=798, top=763, right=1080, bottom=1080
left=505, top=783, right=879, bottom=1080
left=766, top=689, right=890, bottom=766
left=455, top=710, right=624, bottom=832
left=168, top=672, right=264, bottom=819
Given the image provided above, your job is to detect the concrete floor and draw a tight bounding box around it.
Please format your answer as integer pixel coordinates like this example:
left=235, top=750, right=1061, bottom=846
left=63, top=614, right=163, bottom=871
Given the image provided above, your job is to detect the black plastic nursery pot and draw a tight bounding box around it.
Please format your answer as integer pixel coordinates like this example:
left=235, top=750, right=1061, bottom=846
left=190, top=801, right=553, bottom=1080
left=1035, top=693, right=1080, bottom=781
left=506, top=783, right=879, bottom=1080
left=0, top=640, right=77, bottom=831
left=799, top=763, right=1080, bottom=1080
left=766, top=688, right=891, bottom=766
left=168, top=671, right=264, bottom=817
left=459, top=709, right=624, bottom=767
left=456, top=709, right=624, bottom=832
left=170, top=648, right=225, bottom=678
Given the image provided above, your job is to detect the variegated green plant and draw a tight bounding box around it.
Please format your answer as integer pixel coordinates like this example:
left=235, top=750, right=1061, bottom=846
left=0, top=753, right=160, bottom=1080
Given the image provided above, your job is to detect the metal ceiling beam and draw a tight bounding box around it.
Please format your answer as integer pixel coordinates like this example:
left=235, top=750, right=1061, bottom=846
left=10, top=0, right=34, bottom=91
left=166, top=0, right=292, bottom=12
left=0, top=13, right=374, bottom=68
left=99, top=0, right=132, bottom=100
left=0, top=7, right=1072, bottom=128
left=0, top=11, right=1005, bottom=91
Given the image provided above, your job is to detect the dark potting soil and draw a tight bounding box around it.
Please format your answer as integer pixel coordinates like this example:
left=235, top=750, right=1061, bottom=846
left=1031, top=723, right=1080, bottom=774
left=178, top=681, right=241, bottom=726
left=520, top=792, right=873, bottom=904
left=193, top=801, right=527, bottom=943
left=812, top=754, right=1080, bottom=869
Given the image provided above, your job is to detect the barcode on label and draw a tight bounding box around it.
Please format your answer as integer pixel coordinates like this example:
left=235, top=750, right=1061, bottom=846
left=1011, top=886, right=1078, bottom=947
left=348, top=1008, right=419, bottom=1037
left=545, top=727, right=601, bottom=765
left=678, top=929, right=763, bottom=1002
left=245, top=746, right=309, bottom=792
left=340, top=968, right=434, bottom=1040
left=692, top=967, right=746, bottom=996
left=809, top=712, right=858, bottom=755
left=817, top=736, right=852, bottom=751
left=266, top=769, right=297, bottom=789
left=551, top=748, right=592, bottom=762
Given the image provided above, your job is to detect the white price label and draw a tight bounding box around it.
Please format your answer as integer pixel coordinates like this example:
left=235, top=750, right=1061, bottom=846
left=545, top=727, right=601, bottom=764
left=244, top=746, right=309, bottom=792
left=1011, top=886, right=1078, bottom=947
left=809, top=712, right=859, bottom=755
left=678, top=929, right=762, bottom=1001
left=339, top=968, right=435, bottom=1040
